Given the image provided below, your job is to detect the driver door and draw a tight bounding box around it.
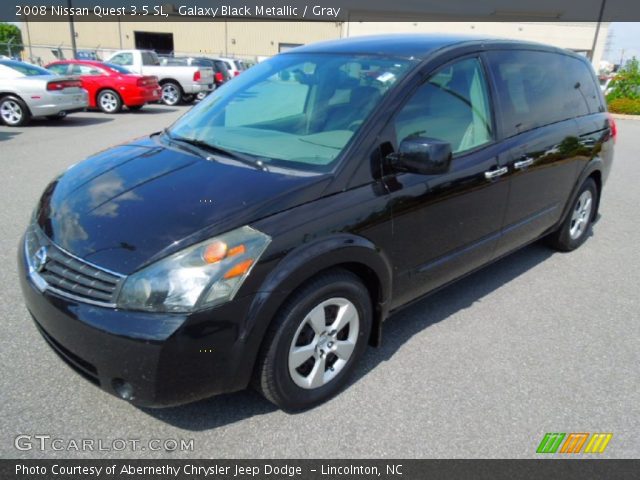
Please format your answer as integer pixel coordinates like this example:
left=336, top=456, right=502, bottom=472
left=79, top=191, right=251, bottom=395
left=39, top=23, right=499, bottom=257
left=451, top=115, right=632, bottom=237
left=383, top=56, right=510, bottom=307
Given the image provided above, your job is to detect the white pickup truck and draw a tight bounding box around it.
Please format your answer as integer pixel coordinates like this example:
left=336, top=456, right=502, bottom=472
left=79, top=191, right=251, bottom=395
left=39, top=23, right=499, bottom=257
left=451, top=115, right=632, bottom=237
left=105, top=49, right=214, bottom=106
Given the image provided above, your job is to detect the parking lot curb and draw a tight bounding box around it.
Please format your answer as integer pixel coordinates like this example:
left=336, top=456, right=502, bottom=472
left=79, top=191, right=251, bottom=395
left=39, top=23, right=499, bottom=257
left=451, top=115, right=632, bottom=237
left=610, top=113, right=640, bottom=120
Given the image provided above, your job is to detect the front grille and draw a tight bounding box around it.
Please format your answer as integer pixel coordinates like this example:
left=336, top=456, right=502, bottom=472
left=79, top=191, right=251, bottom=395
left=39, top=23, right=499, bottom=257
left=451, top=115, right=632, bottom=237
left=25, top=226, right=124, bottom=307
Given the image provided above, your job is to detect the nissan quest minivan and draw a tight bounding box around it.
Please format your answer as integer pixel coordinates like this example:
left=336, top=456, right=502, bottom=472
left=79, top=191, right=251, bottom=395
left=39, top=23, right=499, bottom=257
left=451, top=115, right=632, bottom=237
left=19, top=35, right=615, bottom=410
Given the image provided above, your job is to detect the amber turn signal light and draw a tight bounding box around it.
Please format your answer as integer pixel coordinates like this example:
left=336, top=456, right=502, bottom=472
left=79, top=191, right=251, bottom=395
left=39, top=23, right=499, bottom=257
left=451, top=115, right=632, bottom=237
left=223, top=259, right=254, bottom=279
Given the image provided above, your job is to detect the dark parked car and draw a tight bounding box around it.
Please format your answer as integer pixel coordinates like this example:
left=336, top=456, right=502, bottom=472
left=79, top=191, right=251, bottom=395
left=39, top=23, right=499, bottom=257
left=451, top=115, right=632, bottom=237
left=19, top=35, right=614, bottom=411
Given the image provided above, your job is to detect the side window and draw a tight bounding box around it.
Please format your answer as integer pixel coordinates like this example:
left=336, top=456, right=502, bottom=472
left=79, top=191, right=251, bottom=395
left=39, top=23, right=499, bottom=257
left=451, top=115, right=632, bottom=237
left=110, top=53, right=133, bottom=66
left=564, top=56, right=603, bottom=114
left=487, top=50, right=589, bottom=137
left=71, top=64, right=103, bottom=75
left=141, top=52, right=159, bottom=66
left=47, top=64, right=68, bottom=75
left=394, top=57, right=493, bottom=155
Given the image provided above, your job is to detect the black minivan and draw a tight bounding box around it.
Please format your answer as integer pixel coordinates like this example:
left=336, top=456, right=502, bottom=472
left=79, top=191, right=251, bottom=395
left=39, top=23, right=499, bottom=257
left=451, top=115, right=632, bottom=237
left=19, top=35, right=615, bottom=410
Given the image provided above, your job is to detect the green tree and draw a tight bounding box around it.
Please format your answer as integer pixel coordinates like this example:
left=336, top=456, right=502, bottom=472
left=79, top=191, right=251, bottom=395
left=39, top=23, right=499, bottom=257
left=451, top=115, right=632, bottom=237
left=0, top=23, right=23, bottom=58
left=606, top=57, right=640, bottom=101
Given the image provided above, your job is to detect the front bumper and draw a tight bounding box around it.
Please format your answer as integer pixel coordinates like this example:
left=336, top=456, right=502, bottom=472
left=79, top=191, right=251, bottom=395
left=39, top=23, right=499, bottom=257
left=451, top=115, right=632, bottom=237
left=18, top=240, right=256, bottom=407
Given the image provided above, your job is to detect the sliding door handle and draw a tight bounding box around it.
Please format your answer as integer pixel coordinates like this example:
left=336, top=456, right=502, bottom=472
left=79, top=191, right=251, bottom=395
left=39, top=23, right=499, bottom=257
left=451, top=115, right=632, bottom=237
left=514, top=158, right=534, bottom=169
left=484, top=166, right=508, bottom=180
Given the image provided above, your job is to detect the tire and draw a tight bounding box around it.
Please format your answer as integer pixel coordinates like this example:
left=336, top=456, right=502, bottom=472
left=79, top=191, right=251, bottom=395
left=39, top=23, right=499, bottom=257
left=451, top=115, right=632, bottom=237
left=0, top=95, right=30, bottom=126
left=161, top=82, right=182, bottom=106
left=547, top=178, right=598, bottom=252
left=128, top=105, right=144, bottom=111
left=181, top=94, right=195, bottom=104
left=254, top=269, right=372, bottom=411
left=97, top=89, right=122, bottom=114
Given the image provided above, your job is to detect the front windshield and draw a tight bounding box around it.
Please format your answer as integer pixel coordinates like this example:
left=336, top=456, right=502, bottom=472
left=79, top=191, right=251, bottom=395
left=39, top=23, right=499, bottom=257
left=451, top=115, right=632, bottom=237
left=168, top=53, right=416, bottom=172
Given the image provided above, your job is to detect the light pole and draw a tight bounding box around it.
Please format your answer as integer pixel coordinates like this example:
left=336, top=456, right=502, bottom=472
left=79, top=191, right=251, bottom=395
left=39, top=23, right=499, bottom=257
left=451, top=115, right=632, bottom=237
left=68, top=0, right=77, bottom=58
left=589, top=0, right=607, bottom=62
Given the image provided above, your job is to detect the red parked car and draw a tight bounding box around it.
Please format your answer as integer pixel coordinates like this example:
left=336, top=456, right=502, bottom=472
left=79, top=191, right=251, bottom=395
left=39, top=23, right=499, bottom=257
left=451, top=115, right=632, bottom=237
left=45, top=60, right=161, bottom=113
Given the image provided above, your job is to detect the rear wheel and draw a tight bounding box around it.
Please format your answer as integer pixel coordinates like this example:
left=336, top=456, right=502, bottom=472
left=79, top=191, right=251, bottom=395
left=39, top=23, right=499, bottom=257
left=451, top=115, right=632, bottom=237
left=97, top=89, right=122, bottom=113
left=547, top=178, right=598, bottom=251
left=161, top=82, right=182, bottom=106
left=254, top=269, right=372, bottom=411
left=0, top=96, right=30, bottom=126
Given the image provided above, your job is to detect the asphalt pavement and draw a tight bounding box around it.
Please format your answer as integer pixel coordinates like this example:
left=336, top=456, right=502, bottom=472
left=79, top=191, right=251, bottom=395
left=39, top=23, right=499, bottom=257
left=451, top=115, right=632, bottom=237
left=1, top=106, right=638, bottom=458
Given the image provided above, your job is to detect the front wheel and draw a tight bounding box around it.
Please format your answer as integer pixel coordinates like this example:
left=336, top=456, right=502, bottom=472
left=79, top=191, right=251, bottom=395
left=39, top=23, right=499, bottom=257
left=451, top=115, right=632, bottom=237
left=546, top=178, right=598, bottom=251
left=254, top=269, right=372, bottom=411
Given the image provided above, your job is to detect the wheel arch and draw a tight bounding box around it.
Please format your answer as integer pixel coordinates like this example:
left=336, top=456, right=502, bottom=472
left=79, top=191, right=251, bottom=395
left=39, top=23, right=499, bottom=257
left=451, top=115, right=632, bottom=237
left=557, top=159, right=604, bottom=229
left=0, top=92, right=32, bottom=116
left=244, top=234, right=393, bottom=357
left=159, top=78, right=183, bottom=91
left=95, top=87, right=121, bottom=103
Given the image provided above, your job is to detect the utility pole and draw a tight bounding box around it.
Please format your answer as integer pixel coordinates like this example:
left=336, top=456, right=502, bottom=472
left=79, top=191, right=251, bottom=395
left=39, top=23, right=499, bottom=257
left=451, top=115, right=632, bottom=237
left=68, top=0, right=77, bottom=58
left=589, top=0, right=607, bottom=62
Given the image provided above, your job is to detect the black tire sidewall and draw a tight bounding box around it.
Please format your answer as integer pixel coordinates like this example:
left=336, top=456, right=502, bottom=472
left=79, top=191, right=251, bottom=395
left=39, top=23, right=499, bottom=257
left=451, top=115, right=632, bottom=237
left=557, top=178, right=598, bottom=250
left=267, top=275, right=372, bottom=410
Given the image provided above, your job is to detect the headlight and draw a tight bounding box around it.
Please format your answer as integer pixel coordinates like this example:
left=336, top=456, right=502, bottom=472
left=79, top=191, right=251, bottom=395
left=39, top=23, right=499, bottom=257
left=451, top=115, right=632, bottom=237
left=117, top=226, right=271, bottom=312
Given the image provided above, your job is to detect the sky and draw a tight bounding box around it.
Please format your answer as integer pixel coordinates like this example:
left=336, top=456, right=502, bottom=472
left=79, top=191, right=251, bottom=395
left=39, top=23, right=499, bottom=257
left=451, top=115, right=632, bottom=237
left=603, top=22, right=640, bottom=65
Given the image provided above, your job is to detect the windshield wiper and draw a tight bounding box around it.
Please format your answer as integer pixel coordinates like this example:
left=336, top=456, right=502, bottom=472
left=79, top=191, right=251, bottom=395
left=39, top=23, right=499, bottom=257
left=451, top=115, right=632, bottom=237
left=163, top=130, right=268, bottom=171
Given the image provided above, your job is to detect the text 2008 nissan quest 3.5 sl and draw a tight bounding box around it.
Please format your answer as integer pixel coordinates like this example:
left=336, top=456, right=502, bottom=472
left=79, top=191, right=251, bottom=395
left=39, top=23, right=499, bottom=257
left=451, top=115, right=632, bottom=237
left=19, top=35, right=615, bottom=410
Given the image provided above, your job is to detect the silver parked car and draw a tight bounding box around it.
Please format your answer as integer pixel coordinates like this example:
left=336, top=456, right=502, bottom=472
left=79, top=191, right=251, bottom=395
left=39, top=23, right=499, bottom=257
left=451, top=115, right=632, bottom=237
left=0, top=60, right=88, bottom=126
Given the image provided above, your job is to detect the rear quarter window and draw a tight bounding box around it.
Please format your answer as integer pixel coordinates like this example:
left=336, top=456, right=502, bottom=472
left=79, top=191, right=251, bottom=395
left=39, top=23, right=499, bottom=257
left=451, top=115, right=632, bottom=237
left=141, top=52, right=159, bottom=66
left=487, top=50, right=599, bottom=138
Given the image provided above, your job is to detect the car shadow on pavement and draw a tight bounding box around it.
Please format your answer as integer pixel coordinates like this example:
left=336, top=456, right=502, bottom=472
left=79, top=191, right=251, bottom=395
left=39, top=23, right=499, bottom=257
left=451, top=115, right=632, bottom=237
left=0, top=130, right=22, bottom=141
left=33, top=116, right=115, bottom=127
left=128, top=106, right=180, bottom=114
left=138, top=241, right=555, bottom=431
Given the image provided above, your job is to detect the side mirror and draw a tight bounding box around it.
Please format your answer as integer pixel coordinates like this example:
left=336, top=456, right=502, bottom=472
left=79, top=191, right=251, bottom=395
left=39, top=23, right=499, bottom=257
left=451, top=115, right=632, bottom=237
left=387, top=137, right=452, bottom=175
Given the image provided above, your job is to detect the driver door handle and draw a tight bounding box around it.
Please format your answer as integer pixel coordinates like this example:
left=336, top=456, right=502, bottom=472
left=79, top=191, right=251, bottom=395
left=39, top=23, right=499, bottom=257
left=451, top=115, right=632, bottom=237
left=514, top=158, right=534, bottom=169
left=484, top=166, right=508, bottom=180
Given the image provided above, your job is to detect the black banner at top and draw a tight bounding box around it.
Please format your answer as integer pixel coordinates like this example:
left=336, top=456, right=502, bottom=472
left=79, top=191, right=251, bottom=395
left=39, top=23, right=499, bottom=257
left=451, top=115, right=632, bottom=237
left=4, top=0, right=640, bottom=22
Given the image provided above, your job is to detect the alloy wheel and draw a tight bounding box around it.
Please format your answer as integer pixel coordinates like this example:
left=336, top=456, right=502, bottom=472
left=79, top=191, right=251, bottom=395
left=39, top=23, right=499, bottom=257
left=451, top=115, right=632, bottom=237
left=1, top=100, right=23, bottom=125
left=99, top=92, right=119, bottom=113
left=162, top=84, right=180, bottom=105
left=288, top=297, right=360, bottom=389
left=569, top=190, right=593, bottom=240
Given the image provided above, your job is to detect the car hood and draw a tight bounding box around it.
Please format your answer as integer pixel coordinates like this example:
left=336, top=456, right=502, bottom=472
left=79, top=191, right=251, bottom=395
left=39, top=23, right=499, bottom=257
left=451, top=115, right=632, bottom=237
left=36, top=135, right=331, bottom=274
